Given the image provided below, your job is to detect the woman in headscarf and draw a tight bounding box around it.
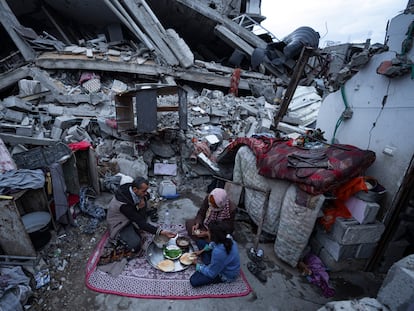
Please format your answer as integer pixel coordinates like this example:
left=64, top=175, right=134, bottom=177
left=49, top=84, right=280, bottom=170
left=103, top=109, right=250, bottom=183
left=185, top=188, right=236, bottom=241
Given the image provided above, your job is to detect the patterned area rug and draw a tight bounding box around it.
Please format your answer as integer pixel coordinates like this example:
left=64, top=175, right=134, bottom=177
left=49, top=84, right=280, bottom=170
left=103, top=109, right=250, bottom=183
left=85, top=224, right=252, bottom=299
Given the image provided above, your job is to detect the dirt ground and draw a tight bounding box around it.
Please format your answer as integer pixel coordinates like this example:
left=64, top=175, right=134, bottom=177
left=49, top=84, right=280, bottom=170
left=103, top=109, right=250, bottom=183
left=27, top=206, right=109, bottom=311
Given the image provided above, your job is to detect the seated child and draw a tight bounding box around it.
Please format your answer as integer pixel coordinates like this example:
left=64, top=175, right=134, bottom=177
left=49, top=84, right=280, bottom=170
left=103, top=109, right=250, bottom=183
left=189, top=221, right=240, bottom=287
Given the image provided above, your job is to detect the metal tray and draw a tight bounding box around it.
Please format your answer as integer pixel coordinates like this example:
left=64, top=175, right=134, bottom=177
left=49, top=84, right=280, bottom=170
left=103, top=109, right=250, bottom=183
left=146, top=242, right=194, bottom=272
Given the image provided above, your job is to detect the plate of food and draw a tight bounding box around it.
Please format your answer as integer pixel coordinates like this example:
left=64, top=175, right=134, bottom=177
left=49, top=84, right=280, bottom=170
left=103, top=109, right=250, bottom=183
left=179, top=252, right=197, bottom=265
left=163, top=245, right=182, bottom=260
left=157, top=259, right=175, bottom=272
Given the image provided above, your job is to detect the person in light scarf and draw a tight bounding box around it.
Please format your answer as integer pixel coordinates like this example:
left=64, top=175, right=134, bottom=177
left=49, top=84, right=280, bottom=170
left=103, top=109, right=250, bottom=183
left=185, top=188, right=236, bottom=241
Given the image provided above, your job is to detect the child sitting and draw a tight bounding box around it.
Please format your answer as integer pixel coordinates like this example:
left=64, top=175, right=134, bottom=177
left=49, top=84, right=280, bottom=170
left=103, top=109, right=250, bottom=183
left=189, top=221, right=240, bottom=287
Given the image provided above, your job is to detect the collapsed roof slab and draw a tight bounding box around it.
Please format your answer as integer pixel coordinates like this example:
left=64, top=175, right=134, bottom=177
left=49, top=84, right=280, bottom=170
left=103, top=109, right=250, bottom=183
left=35, top=52, right=270, bottom=91
left=0, top=65, right=62, bottom=94
left=0, top=132, right=58, bottom=146
left=170, top=0, right=267, bottom=49
left=148, top=0, right=287, bottom=78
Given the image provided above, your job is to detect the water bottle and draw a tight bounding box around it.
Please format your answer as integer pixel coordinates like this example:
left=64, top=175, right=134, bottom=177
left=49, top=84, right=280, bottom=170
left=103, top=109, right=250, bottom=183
left=164, top=209, right=170, bottom=226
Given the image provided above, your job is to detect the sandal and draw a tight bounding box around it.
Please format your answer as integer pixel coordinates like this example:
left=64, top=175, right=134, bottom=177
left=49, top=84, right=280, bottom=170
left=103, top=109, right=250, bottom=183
left=247, top=249, right=266, bottom=270
left=247, top=262, right=267, bottom=283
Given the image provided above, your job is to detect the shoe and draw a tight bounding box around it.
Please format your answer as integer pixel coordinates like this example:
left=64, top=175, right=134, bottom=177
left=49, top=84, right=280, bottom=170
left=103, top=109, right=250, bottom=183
left=247, top=262, right=267, bottom=283
left=247, top=249, right=266, bottom=270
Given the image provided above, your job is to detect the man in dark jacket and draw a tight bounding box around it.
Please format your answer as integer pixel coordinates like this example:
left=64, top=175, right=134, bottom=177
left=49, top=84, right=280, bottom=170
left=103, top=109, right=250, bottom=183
left=106, top=176, right=176, bottom=253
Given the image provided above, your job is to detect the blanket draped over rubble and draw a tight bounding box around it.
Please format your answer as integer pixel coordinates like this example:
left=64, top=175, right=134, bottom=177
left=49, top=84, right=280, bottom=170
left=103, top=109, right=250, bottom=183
left=218, top=137, right=376, bottom=267
left=218, top=137, right=376, bottom=195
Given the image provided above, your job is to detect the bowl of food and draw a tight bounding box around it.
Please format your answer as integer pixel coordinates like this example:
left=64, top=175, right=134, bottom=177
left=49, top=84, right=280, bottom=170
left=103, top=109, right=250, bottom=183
left=153, top=234, right=169, bottom=249
left=179, top=252, right=197, bottom=265
left=176, top=236, right=191, bottom=252
left=163, top=245, right=182, bottom=260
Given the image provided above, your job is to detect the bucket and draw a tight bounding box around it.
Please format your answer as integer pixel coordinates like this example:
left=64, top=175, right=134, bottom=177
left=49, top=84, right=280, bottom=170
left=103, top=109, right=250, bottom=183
left=21, top=211, right=51, bottom=250
left=159, top=180, right=176, bottom=197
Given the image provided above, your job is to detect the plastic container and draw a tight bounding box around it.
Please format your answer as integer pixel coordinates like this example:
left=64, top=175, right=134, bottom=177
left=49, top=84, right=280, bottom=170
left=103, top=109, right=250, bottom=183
left=21, top=211, right=51, bottom=233
left=164, top=209, right=170, bottom=225
left=159, top=180, right=176, bottom=197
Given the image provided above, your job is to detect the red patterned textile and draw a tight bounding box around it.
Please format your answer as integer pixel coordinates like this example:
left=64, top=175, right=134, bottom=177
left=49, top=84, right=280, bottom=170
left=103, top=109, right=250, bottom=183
left=218, top=137, right=376, bottom=195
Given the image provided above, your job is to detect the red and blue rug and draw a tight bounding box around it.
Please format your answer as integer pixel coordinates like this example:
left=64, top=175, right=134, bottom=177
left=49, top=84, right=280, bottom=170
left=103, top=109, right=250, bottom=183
left=85, top=224, right=252, bottom=299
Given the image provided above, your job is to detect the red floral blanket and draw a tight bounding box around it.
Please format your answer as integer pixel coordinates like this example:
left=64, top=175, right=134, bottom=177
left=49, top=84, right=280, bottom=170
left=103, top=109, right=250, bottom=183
left=218, top=137, right=376, bottom=195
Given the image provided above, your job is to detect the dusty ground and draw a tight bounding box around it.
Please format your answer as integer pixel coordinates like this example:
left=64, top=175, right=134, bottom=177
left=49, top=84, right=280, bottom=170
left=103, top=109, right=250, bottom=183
left=27, top=205, right=109, bottom=311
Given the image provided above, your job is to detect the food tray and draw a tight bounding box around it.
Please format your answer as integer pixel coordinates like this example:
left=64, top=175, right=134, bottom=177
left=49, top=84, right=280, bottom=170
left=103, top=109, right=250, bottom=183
left=146, top=242, right=194, bottom=272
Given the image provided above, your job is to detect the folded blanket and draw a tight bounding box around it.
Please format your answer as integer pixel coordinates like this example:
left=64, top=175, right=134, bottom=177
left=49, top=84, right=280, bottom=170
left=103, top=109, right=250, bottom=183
left=218, top=137, right=376, bottom=195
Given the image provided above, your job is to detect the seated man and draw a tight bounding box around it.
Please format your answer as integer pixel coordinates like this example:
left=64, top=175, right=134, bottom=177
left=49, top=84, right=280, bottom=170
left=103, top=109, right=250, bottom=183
left=106, top=176, right=176, bottom=256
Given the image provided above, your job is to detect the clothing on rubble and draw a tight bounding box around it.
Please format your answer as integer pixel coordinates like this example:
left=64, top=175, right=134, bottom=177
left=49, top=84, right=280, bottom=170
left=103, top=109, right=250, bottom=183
left=303, top=253, right=335, bottom=298
left=320, top=177, right=368, bottom=231
left=49, top=162, right=70, bottom=224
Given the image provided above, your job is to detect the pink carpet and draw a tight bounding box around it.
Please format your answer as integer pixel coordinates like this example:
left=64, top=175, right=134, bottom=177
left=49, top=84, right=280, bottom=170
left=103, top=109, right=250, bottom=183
left=85, top=224, right=252, bottom=299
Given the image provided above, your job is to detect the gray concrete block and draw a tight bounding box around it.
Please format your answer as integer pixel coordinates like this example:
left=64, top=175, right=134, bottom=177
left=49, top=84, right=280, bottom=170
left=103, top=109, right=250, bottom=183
left=377, top=255, right=414, bottom=311
left=53, top=116, right=81, bottom=129
left=3, top=108, right=25, bottom=122
left=314, top=231, right=358, bottom=261
left=51, top=126, right=63, bottom=140
left=191, top=116, right=210, bottom=126
left=345, top=196, right=380, bottom=224
left=2, top=96, right=33, bottom=112
left=15, top=125, right=33, bottom=137
left=318, top=247, right=367, bottom=272
left=46, top=105, right=64, bottom=116
left=329, top=218, right=385, bottom=245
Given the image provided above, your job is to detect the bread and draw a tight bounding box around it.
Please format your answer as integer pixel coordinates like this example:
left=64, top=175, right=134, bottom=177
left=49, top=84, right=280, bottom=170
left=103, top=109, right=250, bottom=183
left=179, top=252, right=197, bottom=265
left=157, top=259, right=175, bottom=272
